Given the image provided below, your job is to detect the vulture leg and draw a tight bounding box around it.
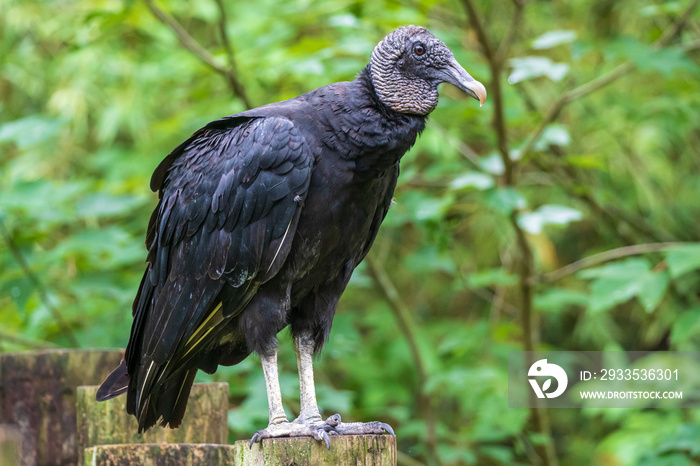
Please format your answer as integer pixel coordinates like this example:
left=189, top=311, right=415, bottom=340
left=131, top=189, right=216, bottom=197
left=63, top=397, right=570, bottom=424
left=261, top=349, right=288, bottom=426
left=292, top=332, right=395, bottom=442
left=249, top=343, right=336, bottom=449
left=250, top=333, right=395, bottom=449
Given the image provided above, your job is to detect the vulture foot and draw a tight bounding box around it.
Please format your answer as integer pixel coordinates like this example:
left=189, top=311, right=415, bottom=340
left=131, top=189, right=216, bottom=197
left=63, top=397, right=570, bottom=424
left=332, top=417, right=396, bottom=437
left=249, top=415, right=339, bottom=450
left=249, top=414, right=395, bottom=450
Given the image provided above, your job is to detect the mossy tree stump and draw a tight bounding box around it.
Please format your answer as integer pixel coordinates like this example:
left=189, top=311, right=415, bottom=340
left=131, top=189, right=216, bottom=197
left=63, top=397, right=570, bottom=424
left=234, top=435, right=397, bottom=466
left=0, top=349, right=124, bottom=466
left=77, top=383, right=229, bottom=464
left=82, top=436, right=396, bottom=466
left=84, top=443, right=238, bottom=465
left=0, top=424, right=26, bottom=466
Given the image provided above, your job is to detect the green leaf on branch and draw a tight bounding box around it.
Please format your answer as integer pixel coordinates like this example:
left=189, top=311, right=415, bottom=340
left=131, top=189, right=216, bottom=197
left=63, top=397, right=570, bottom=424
left=534, top=124, right=571, bottom=150
left=535, top=288, right=589, bottom=313
left=508, top=57, right=570, bottom=84
left=664, top=244, right=700, bottom=278
left=531, top=30, right=577, bottom=50
left=466, top=268, right=518, bottom=288
left=449, top=172, right=495, bottom=191
left=578, top=258, right=669, bottom=314
left=517, top=204, right=583, bottom=234
left=484, top=187, right=527, bottom=215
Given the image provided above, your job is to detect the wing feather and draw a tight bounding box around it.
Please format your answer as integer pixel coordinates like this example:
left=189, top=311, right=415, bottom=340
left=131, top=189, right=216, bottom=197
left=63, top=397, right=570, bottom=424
left=124, top=116, right=313, bottom=430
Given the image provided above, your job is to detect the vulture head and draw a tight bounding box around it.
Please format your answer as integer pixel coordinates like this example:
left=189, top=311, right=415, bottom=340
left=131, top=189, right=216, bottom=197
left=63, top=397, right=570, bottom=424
left=370, top=25, right=487, bottom=115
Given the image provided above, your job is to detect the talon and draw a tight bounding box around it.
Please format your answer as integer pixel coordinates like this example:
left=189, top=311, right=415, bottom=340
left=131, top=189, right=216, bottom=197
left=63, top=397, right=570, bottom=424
left=379, top=422, right=395, bottom=437
left=322, top=430, right=331, bottom=450
left=325, top=414, right=341, bottom=426
left=249, top=434, right=258, bottom=449
left=323, top=424, right=338, bottom=434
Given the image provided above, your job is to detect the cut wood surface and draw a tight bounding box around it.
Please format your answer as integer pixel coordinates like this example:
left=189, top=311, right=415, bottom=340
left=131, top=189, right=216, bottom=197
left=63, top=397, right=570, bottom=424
left=234, top=434, right=397, bottom=466
left=0, top=349, right=124, bottom=466
left=77, top=383, right=228, bottom=465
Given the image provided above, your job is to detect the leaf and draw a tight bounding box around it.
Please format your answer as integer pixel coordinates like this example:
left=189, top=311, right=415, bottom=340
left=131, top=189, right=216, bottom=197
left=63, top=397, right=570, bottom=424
left=413, top=194, right=455, bottom=222
left=484, top=187, right=527, bottom=214
left=534, top=124, right=571, bottom=150
left=535, top=288, right=589, bottom=312
left=664, top=244, right=700, bottom=278
left=0, top=116, right=61, bottom=149
left=531, top=30, right=577, bottom=50
left=508, top=57, right=570, bottom=84
left=636, top=270, right=670, bottom=313
left=478, top=152, right=505, bottom=175
left=449, top=172, right=495, bottom=191
left=518, top=204, right=583, bottom=234
left=466, top=268, right=518, bottom=288
left=670, top=308, right=700, bottom=345
left=578, top=258, right=669, bottom=314
left=578, top=257, right=651, bottom=280
left=76, top=193, right=147, bottom=219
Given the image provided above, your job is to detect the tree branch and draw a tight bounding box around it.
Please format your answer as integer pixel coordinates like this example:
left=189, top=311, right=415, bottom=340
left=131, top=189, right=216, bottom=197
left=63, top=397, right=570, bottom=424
left=459, top=0, right=496, bottom=62
left=142, top=0, right=253, bottom=109
left=530, top=242, right=685, bottom=285
left=0, top=221, right=80, bottom=347
left=496, top=0, right=525, bottom=63
left=458, top=1, right=557, bottom=464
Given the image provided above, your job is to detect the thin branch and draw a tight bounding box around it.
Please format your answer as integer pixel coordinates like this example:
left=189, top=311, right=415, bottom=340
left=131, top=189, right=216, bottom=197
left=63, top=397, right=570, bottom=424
left=365, top=255, right=441, bottom=466
left=0, top=221, right=80, bottom=347
left=530, top=242, right=685, bottom=285
left=142, top=0, right=253, bottom=109
left=496, top=0, right=525, bottom=63
left=214, top=0, right=236, bottom=70
left=459, top=0, right=496, bottom=61
left=518, top=0, right=699, bottom=162
left=458, top=1, right=556, bottom=464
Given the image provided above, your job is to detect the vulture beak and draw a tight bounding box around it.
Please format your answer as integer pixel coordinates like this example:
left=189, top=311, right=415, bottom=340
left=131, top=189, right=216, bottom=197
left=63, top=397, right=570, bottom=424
left=442, top=57, right=487, bottom=107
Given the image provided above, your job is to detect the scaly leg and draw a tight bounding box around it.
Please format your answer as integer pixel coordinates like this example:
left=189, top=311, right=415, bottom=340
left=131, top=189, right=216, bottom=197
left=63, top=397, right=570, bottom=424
left=250, top=333, right=394, bottom=449
left=249, top=344, right=336, bottom=448
left=261, top=349, right=287, bottom=425
left=292, top=332, right=394, bottom=445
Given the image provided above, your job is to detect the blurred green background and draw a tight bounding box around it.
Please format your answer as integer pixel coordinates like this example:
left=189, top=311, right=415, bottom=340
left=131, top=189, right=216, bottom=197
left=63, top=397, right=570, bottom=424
left=1, top=0, right=700, bottom=464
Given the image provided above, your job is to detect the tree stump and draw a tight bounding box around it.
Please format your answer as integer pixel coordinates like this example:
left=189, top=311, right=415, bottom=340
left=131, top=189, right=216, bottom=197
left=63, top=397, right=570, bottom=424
left=83, top=443, right=237, bottom=465
left=233, top=435, right=397, bottom=466
left=0, top=349, right=124, bottom=466
left=0, top=424, right=25, bottom=466
left=77, top=383, right=229, bottom=465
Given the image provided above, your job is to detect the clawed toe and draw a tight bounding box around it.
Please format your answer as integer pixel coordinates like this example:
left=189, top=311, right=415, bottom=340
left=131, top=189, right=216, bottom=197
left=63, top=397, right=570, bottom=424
left=378, top=422, right=395, bottom=437
left=249, top=415, right=394, bottom=450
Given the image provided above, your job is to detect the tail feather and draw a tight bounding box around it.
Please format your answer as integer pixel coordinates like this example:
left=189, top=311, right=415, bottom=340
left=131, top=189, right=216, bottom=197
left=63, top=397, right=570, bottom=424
left=96, top=359, right=129, bottom=401
left=129, top=366, right=198, bottom=433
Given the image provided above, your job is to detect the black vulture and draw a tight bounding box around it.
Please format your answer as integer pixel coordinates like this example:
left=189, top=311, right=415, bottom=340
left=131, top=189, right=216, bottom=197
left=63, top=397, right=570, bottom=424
left=97, top=25, right=486, bottom=446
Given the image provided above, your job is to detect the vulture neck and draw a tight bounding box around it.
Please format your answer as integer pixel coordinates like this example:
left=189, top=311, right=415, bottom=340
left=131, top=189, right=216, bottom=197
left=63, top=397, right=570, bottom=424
left=333, top=67, right=426, bottom=175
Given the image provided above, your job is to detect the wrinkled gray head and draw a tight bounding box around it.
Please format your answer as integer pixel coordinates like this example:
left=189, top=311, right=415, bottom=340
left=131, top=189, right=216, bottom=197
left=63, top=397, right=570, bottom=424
left=370, top=25, right=486, bottom=115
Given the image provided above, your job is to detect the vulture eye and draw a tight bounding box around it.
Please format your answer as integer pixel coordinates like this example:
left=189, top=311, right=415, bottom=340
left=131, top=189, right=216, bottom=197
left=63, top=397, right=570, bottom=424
left=413, top=43, right=426, bottom=57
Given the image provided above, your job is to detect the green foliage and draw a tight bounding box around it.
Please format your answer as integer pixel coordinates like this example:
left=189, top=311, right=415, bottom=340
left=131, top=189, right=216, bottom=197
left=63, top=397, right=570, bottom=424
left=1, top=0, right=700, bottom=465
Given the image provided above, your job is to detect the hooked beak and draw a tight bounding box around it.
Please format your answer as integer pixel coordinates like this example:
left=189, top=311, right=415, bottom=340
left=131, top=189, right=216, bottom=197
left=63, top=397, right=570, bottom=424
left=441, top=57, right=487, bottom=107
